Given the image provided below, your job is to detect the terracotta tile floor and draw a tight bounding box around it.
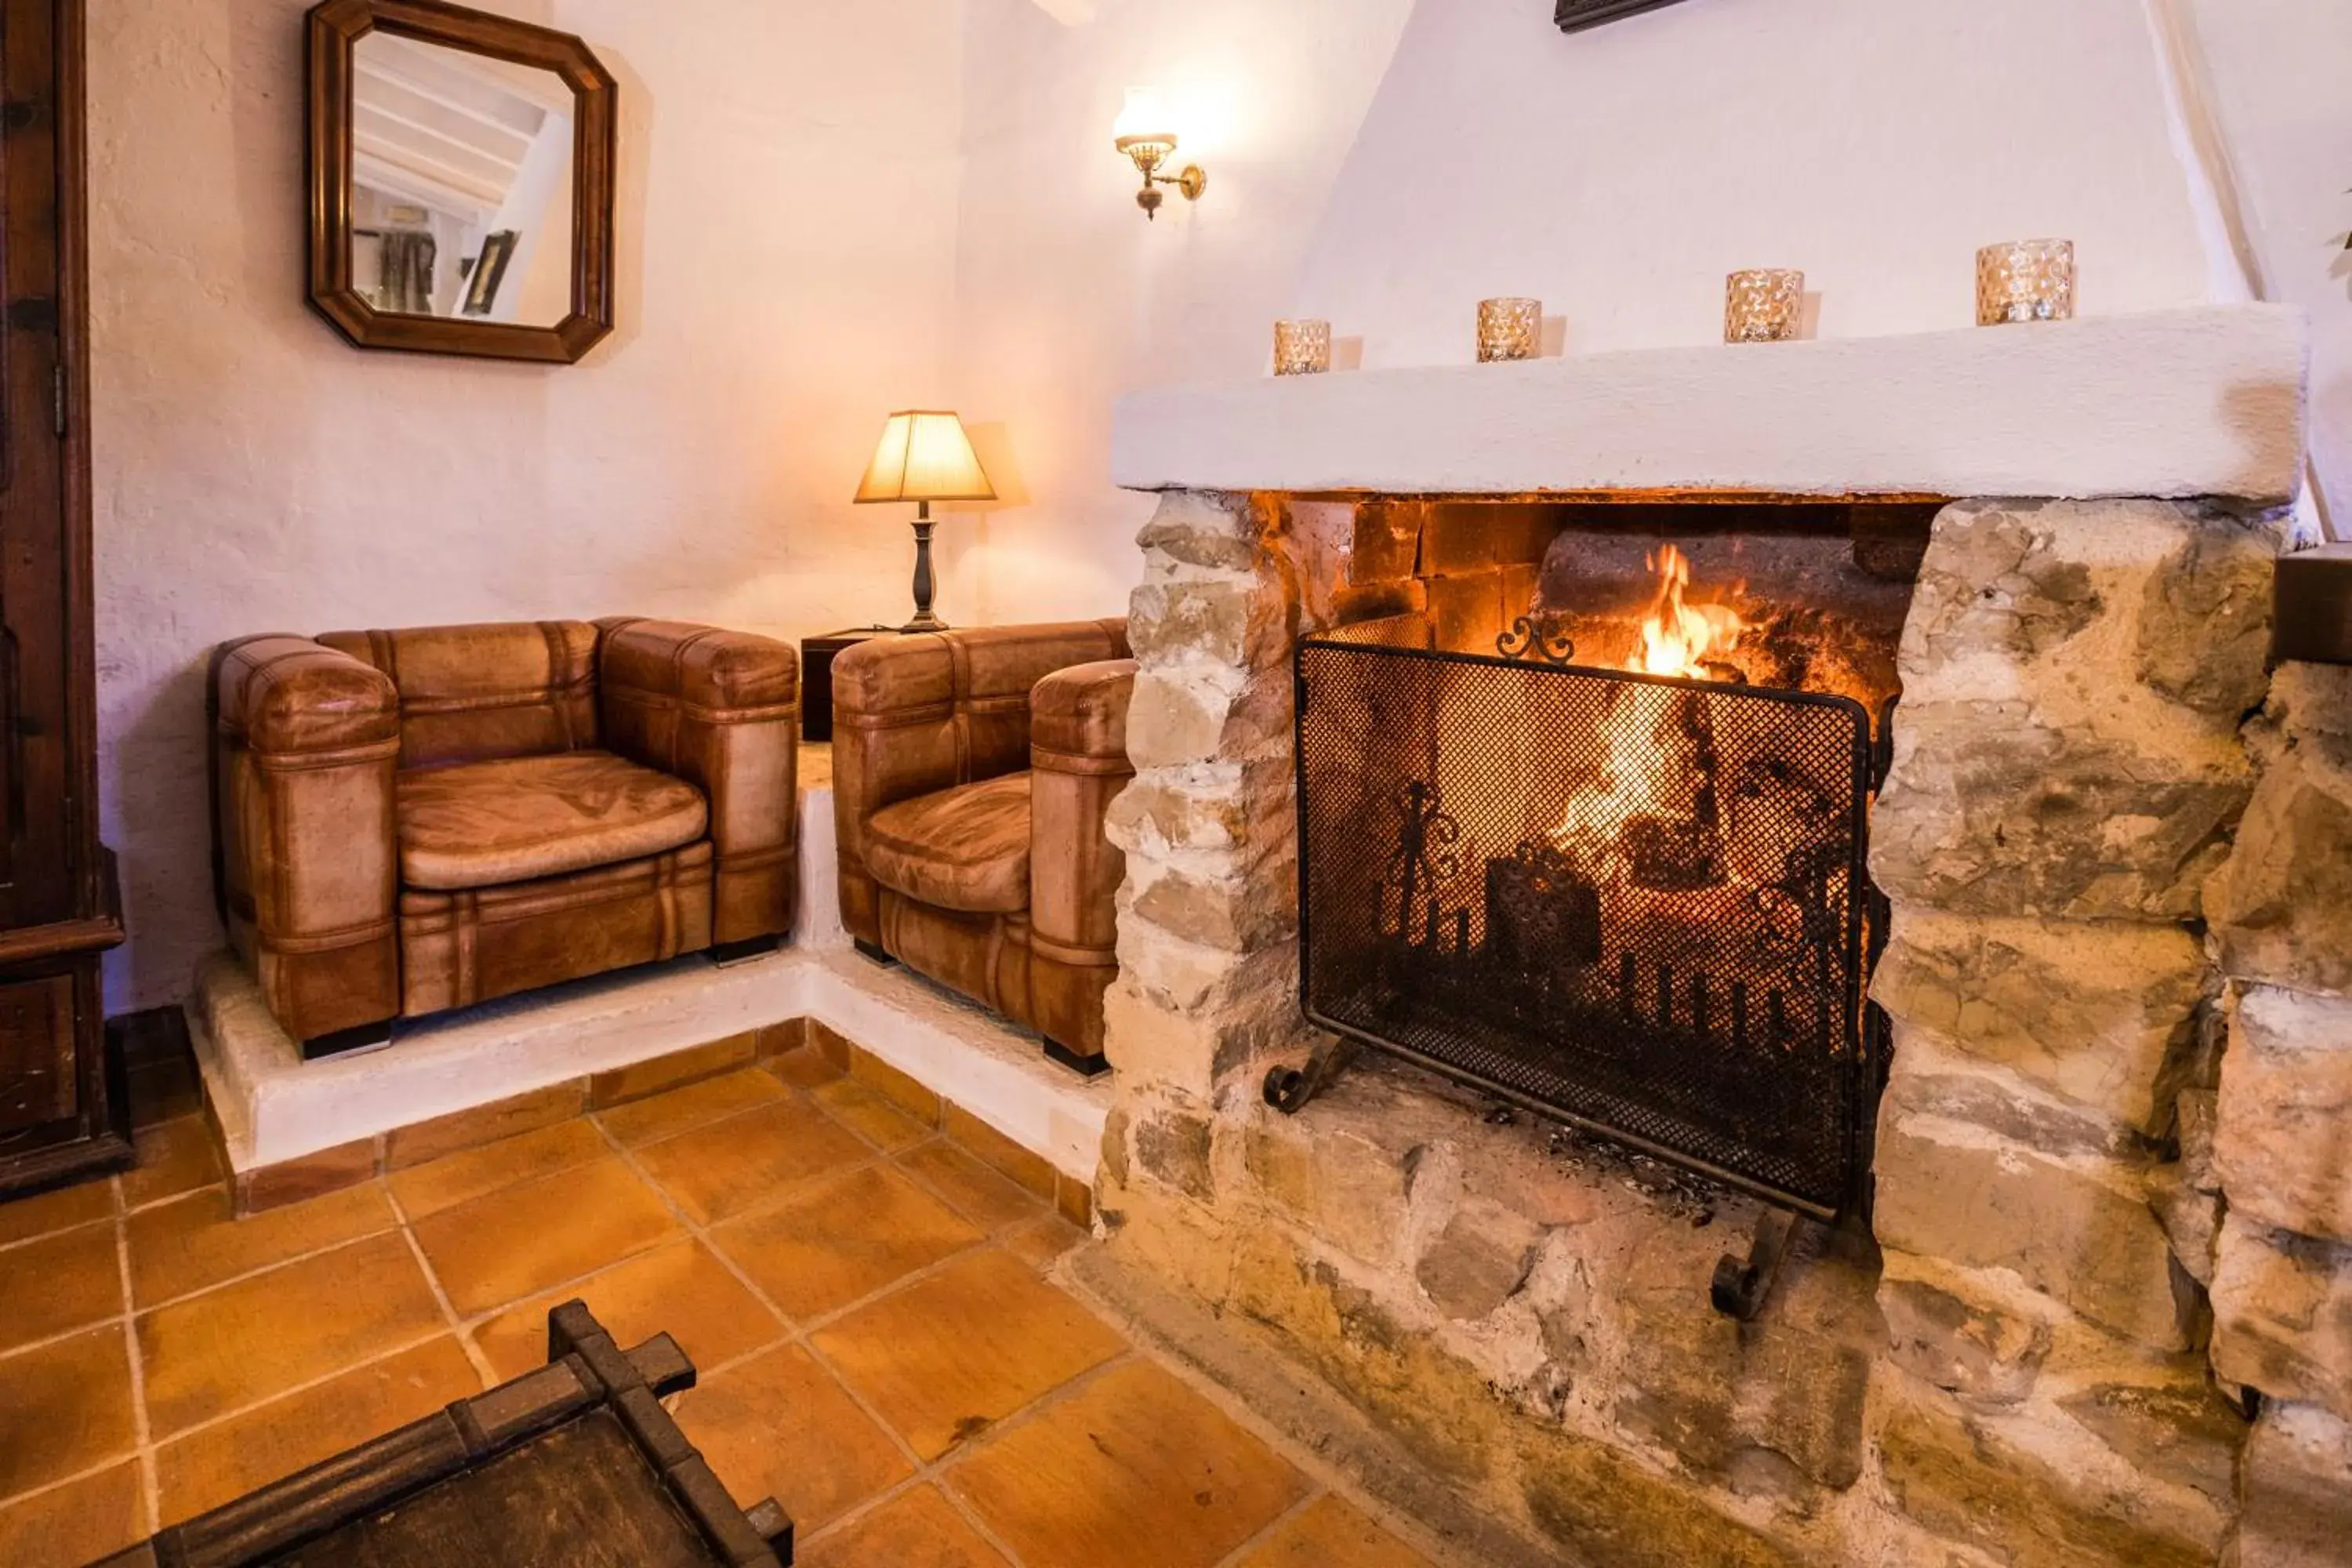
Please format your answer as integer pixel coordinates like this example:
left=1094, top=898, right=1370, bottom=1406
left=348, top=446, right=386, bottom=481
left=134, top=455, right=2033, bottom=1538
left=0, top=1047, right=1440, bottom=1568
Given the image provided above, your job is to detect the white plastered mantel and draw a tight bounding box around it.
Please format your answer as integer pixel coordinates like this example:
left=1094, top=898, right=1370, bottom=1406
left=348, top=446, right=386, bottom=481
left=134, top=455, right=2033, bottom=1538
left=1111, top=306, right=2308, bottom=504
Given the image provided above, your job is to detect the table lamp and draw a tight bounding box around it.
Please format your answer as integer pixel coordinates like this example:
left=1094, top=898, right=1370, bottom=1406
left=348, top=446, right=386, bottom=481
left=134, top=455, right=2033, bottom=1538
left=853, top=410, right=996, bottom=633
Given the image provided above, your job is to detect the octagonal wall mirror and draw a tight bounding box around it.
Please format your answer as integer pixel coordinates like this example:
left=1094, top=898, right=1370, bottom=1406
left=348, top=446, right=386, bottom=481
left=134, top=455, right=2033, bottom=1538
left=306, top=0, right=616, bottom=363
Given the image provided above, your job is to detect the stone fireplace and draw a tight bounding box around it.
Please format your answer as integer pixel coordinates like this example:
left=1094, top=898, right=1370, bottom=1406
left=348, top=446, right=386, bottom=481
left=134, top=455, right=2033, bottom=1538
left=1073, top=306, right=2352, bottom=1566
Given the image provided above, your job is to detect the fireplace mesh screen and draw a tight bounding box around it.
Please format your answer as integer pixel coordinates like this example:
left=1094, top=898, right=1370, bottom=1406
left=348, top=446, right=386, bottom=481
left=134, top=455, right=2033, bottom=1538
left=1296, top=626, right=1882, bottom=1217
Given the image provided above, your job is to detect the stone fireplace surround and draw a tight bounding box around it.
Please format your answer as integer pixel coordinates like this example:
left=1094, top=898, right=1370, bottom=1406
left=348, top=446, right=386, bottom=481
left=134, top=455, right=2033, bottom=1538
left=1077, top=307, right=2352, bottom=1565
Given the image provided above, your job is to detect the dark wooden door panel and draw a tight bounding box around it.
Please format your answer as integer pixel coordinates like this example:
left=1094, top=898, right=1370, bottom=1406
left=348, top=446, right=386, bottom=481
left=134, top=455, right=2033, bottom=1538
left=0, top=0, right=76, bottom=931
left=0, top=971, right=74, bottom=1132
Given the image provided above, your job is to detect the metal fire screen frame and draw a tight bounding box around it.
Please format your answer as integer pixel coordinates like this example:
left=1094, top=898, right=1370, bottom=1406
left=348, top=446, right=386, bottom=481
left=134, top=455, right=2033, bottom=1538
left=1289, top=624, right=1887, bottom=1226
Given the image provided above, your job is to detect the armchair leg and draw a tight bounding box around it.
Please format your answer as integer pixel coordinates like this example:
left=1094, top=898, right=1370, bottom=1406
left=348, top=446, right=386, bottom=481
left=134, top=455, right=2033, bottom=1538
left=853, top=938, right=898, bottom=967
left=1043, top=1036, right=1109, bottom=1078
left=709, top=934, right=782, bottom=966
left=301, top=1020, right=394, bottom=1062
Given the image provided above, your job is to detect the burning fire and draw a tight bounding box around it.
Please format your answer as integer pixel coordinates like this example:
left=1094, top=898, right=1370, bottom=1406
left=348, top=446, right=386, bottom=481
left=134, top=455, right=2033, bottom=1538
left=1551, top=548, right=1746, bottom=866
left=1626, top=546, right=1744, bottom=679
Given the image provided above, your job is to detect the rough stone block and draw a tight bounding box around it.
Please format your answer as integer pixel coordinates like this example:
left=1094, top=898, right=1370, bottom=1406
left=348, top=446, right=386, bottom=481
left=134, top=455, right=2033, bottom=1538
left=2239, top=1400, right=2352, bottom=1567
left=1612, top=1283, right=1876, bottom=1493
left=1869, top=912, right=2209, bottom=1134
left=1245, top=1109, right=1416, bottom=1268
left=1128, top=577, right=1291, bottom=673
left=1878, top=1264, right=2052, bottom=1410
left=2055, top=1371, right=2245, bottom=1509
left=1875, top=1384, right=2226, bottom=1568
left=1415, top=1198, right=1543, bottom=1321
left=2210, top=1214, right=2352, bottom=1422
left=2216, top=985, right=2352, bottom=1242
left=1125, top=666, right=1243, bottom=768
left=1105, top=762, right=1290, bottom=860
left=1096, top=1163, right=1240, bottom=1311
left=1127, top=855, right=1296, bottom=953
left=1130, top=1104, right=1216, bottom=1203
left=1873, top=1114, right=2189, bottom=1349
left=1221, top=1229, right=1806, bottom=1566
left=2177, top=1087, right=2220, bottom=1189
left=1099, top=943, right=1303, bottom=1101
left=1878, top=498, right=2278, bottom=923
left=2208, top=735, right=2352, bottom=1000
left=1134, top=488, right=1255, bottom=565
left=1901, top=499, right=2280, bottom=724
left=1879, top=1025, right=2143, bottom=1158
left=2147, top=1162, right=2223, bottom=1287
left=1872, top=700, right=2249, bottom=920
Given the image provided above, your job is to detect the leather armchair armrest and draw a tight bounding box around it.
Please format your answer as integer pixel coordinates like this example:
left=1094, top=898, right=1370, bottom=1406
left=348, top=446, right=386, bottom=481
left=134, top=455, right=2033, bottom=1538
left=213, top=634, right=399, bottom=756
left=1028, top=659, right=1136, bottom=956
left=208, top=636, right=401, bottom=1042
left=1030, top=659, right=1136, bottom=775
left=595, top=618, right=800, bottom=943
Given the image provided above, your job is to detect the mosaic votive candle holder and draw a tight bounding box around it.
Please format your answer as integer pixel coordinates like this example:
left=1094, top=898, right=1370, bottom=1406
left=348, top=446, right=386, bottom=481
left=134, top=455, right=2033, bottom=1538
left=1476, top=297, right=1543, bottom=363
left=1272, top=318, right=1332, bottom=376
left=1976, top=239, right=2075, bottom=325
left=1724, top=269, right=1805, bottom=343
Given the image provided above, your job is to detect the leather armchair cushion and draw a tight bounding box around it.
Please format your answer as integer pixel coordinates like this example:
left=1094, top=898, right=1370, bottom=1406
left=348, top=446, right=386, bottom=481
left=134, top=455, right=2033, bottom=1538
left=864, top=771, right=1032, bottom=914
left=397, top=750, right=708, bottom=891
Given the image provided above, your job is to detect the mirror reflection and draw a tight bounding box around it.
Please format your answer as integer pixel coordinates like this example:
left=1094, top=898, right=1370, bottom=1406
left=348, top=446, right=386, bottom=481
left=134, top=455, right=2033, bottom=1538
left=349, top=32, right=575, bottom=326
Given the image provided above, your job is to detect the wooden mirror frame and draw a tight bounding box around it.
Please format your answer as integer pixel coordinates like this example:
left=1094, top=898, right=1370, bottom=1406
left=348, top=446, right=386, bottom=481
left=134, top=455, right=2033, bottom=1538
left=305, top=0, right=616, bottom=363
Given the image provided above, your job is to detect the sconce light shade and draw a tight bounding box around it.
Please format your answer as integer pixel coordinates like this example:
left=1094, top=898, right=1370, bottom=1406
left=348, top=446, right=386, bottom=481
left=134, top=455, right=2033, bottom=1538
left=1112, top=86, right=1203, bottom=220
left=854, top=410, right=996, bottom=505
left=1112, top=86, right=1176, bottom=157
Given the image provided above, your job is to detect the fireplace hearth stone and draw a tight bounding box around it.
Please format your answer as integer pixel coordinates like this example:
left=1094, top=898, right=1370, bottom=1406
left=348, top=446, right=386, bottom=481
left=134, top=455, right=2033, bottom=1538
left=1096, top=482, right=2351, bottom=1565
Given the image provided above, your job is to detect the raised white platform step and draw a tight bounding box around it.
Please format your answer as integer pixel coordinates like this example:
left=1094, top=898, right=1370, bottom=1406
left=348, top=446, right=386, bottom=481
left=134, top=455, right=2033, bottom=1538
left=1112, top=304, right=2308, bottom=504
left=187, top=761, right=1110, bottom=1185
left=192, top=947, right=1111, bottom=1185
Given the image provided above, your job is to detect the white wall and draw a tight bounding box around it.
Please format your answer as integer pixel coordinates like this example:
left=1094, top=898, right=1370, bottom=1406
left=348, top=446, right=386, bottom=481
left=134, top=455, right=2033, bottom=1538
left=950, top=0, right=2352, bottom=639
left=1291, top=0, right=2230, bottom=365
left=2176, top=0, right=2352, bottom=532
left=91, top=0, right=967, bottom=1011
left=940, top=0, right=1417, bottom=625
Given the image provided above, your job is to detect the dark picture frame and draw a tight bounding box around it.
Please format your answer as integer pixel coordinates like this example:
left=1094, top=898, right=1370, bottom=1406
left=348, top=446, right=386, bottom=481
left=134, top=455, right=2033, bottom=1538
left=305, top=0, right=616, bottom=364
left=460, top=229, right=519, bottom=317
left=1555, top=0, right=1694, bottom=31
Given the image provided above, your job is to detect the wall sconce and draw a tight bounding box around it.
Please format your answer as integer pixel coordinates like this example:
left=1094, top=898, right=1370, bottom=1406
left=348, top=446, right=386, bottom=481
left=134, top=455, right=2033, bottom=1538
left=1113, top=87, right=1205, bottom=221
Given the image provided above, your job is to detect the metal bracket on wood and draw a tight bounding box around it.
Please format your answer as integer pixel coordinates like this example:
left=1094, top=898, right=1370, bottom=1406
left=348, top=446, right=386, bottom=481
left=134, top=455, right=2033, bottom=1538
left=1710, top=1207, right=1802, bottom=1320
left=1262, top=1036, right=1362, bottom=1116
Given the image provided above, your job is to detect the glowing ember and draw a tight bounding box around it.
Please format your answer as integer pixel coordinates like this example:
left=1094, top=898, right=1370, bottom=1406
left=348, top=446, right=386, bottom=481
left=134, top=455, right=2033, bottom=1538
left=1627, top=545, right=1745, bottom=679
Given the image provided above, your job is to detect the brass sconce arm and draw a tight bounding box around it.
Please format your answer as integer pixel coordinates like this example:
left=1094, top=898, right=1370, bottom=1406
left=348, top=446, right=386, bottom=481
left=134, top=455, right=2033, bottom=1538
left=1115, top=134, right=1207, bottom=220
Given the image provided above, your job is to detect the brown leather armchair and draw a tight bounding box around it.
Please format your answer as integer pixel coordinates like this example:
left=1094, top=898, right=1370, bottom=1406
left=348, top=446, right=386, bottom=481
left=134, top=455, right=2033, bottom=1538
left=210, top=619, right=798, bottom=1057
left=832, top=621, right=1134, bottom=1075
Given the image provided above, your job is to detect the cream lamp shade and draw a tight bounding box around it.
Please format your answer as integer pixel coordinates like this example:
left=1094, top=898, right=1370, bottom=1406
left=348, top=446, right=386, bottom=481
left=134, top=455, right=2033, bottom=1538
left=854, top=411, right=996, bottom=505
left=854, top=409, right=993, bottom=634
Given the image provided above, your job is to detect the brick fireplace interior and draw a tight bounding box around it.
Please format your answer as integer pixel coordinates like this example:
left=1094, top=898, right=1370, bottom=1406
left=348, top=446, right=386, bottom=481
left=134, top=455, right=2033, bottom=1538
left=1079, top=408, right=2341, bottom=1566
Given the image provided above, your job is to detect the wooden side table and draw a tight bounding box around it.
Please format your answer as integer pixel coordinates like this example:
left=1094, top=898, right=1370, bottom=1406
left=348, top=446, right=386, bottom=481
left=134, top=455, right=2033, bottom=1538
left=801, top=627, right=891, bottom=743
left=90, top=1301, right=792, bottom=1567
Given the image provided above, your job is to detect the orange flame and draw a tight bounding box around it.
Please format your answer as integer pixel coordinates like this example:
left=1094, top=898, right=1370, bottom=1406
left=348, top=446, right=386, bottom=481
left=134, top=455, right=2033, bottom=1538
left=1627, top=546, right=1744, bottom=679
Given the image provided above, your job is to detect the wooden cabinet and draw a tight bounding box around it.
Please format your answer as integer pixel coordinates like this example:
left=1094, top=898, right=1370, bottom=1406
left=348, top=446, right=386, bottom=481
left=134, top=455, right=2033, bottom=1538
left=0, top=0, right=128, bottom=1199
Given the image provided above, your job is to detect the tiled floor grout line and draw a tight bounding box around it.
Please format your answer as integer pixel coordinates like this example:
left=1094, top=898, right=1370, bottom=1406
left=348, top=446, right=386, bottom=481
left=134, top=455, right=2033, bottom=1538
left=588, top=1087, right=1070, bottom=1566
left=5, top=1065, right=1127, bottom=1560
left=794, top=1348, right=1151, bottom=1566
left=1054, top=1260, right=1467, bottom=1568
left=380, top=1185, right=499, bottom=1389
left=1204, top=1486, right=1332, bottom=1568
left=108, top=1173, right=161, bottom=1538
